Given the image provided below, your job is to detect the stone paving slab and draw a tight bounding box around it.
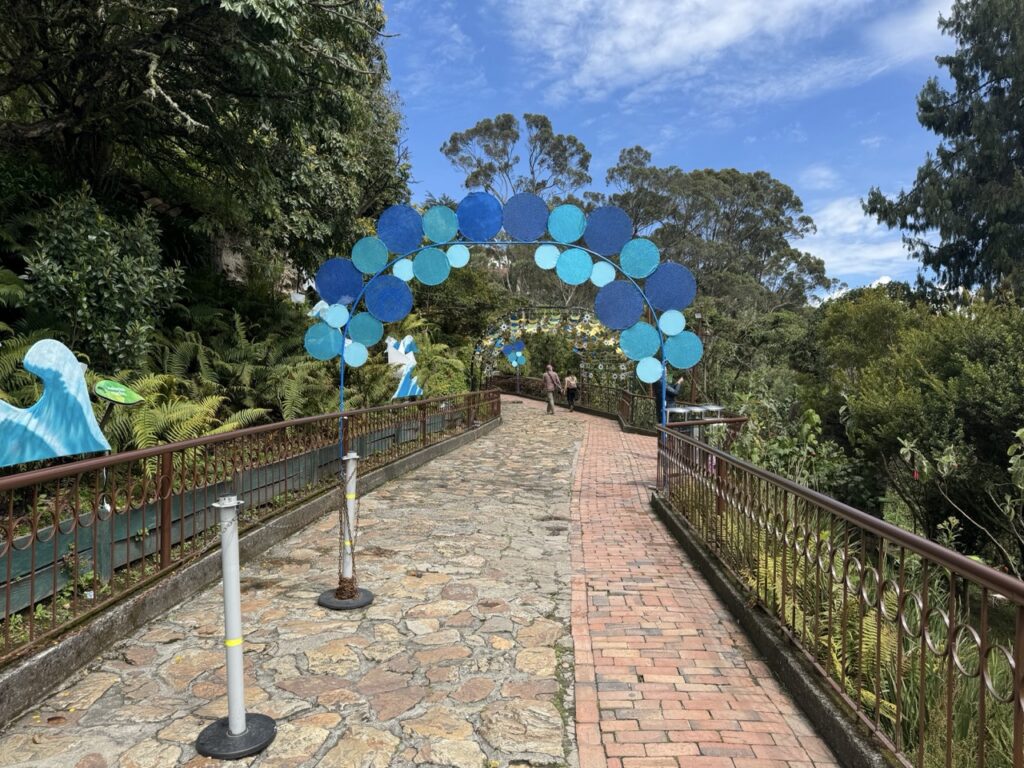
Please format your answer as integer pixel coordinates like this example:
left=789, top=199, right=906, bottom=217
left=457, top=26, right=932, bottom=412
left=0, top=400, right=583, bottom=768
left=556, top=397, right=840, bottom=768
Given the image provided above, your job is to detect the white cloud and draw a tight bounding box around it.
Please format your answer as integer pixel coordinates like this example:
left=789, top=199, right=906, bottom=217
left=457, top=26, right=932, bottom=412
left=804, top=197, right=917, bottom=281
left=860, top=135, right=886, bottom=149
left=799, top=164, right=840, bottom=191
left=491, top=0, right=952, bottom=108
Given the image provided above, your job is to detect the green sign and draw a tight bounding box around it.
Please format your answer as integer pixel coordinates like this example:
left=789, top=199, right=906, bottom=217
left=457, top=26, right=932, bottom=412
left=94, top=379, right=144, bottom=406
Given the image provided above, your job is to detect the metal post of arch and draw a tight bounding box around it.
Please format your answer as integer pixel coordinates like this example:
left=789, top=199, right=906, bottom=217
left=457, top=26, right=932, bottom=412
left=303, top=192, right=704, bottom=610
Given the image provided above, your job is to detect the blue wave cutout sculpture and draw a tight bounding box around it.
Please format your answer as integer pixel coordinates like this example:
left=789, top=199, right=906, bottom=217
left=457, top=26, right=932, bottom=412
left=0, top=339, right=110, bottom=468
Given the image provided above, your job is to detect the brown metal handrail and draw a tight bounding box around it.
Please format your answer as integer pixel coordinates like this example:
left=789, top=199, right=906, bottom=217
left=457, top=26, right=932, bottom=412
left=657, top=426, right=1024, bottom=768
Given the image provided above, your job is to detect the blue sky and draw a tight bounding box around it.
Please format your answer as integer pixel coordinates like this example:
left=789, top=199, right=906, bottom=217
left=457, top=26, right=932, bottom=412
left=383, top=0, right=954, bottom=289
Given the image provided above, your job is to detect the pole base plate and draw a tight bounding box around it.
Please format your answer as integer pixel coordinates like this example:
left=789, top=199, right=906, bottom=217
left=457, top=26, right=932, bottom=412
left=317, top=587, right=374, bottom=610
left=196, top=713, right=276, bottom=760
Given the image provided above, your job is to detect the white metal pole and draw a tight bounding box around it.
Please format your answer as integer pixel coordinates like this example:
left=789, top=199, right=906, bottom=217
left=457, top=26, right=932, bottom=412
left=341, top=451, right=358, bottom=580
left=214, top=495, right=246, bottom=736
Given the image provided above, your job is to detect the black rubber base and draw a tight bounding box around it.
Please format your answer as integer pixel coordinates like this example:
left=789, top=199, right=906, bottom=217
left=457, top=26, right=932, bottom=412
left=317, top=586, right=374, bottom=610
left=195, top=713, right=276, bottom=760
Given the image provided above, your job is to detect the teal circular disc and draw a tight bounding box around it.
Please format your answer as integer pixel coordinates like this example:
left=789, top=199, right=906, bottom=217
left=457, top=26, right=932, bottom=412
left=556, top=248, right=592, bottom=285
left=636, top=357, right=664, bottom=384
left=664, top=331, right=703, bottom=369
left=620, top=238, right=660, bottom=278
left=414, top=247, right=450, bottom=286
left=324, top=304, right=350, bottom=329
left=304, top=323, right=342, bottom=361
left=352, top=237, right=389, bottom=275
left=348, top=312, right=383, bottom=346
left=590, top=261, right=616, bottom=287
left=548, top=205, right=586, bottom=244
left=422, top=206, right=458, bottom=243
left=534, top=244, right=559, bottom=270
left=658, top=310, right=686, bottom=336
left=619, top=322, right=661, bottom=361
left=447, top=244, right=470, bottom=268
left=343, top=341, right=369, bottom=367
left=393, top=258, right=414, bottom=281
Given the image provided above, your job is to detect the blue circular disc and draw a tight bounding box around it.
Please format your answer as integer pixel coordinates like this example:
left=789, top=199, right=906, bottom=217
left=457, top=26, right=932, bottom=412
left=348, top=312, right=383, bottom=346
left=594, top=280, right=644, bottom=330
left=414, top=247, right=451, bottom=286
left=645, top=262, right=697, bottom=311
left=556, top=248, right=592, bottom=285
left=344, top=341, right=369, bottom=367
left=423, top=206, right=458, bottom=243
left=590, top=261, right=616, bottom=287
left=324, top=304, right=350, bottom=329
left=447, top=244, right=470, bottom=268
left=315, top=258, right=363, bottom=306
left=377, top=205, right=423, bottom=254
left=664, top=331, right=703, bottom=369
left=352, top=237, right=389, bottom=275
left=620, top=238, right=660, bottom=279
left=392, top=258, right=414, bottom=281
left=535, top=244, right=560, bottom=270
left=457, top=192, right=503, bottom=241
left=636, top=357, right=664, bottom=384
left=503, top=193, right=548, bottom=241
left=548, top=205, right=586, bottom=244
left=304, top=323, right=342, bottom=361
left=365, top=275, right=413, bottom=323
left=658, top=310, right=686, bottom=336
left=619, top=322, right=661, bottom=361
left=584, top=206, right=633, bottom=256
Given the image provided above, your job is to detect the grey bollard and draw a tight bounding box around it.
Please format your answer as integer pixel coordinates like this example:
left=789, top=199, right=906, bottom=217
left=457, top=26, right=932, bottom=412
left=195, top=495, right=276, bottom=759
left=318, top=452, right=374, bottom=610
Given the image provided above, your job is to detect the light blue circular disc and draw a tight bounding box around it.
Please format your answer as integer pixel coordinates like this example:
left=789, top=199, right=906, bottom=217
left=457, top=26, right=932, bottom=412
left=556, top=248, right=592, bottom=285
left=590, top=261, right=616, bottom=287
left=447, top=243, right=470, bottom=268
left=658, top=310, right=686, bottom=336
left=343, top=341, right=369, bottom=367
left=304, top=323, right=342, bottom=361
left=393, top=258, right=414, bottom=281
left=348, top=312, right=383, bottom=346
left=619, top=322, right=661, bottom=361
left=620, top=238, right=660, bottom=278
left=535, top=244, right=560, bottom=270
left=422, top=206, right=459, bottom=243
left=352, top=236, right=389, bottom=275
left=636, top=357, right=664, bottom=384
left=664, top=331, right=703, bottom=369
left=414, top=247, right=451, bottom=286
left=324, top=304, right=350, bottom=329
left=548, top=205, right=586, bottom=244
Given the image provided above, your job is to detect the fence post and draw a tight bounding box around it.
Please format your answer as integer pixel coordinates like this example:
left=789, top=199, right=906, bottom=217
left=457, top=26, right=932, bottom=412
left=195, top=495, right=275, bottom=759
left=318, top=452, right=373, bottom=610
left=419, top=402, right=427, bottom=447
left=1014, top=604, right=1024, bottom=768
left=159, top=450, right=173, bottom=568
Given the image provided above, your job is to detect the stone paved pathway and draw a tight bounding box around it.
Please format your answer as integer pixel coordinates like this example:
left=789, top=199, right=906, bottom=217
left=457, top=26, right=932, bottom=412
left=557, top=397, right=839, bottom=768
left=0, top=400, right=584, bottom=768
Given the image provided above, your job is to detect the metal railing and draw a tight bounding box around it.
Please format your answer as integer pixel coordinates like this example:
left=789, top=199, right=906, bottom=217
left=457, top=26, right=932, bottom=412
left=0, top=390, right=500, bottom=666
left=488, top=375, right=658, bottom=431
left=657, top=426, right=1024, bottom=768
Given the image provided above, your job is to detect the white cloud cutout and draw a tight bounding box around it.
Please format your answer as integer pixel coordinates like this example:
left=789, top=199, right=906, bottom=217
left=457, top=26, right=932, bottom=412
left=804, top=196, right=917, bottom=281
left=799, top=164, right=840, bottom=190
left=491, top=0, right=952, bottom=107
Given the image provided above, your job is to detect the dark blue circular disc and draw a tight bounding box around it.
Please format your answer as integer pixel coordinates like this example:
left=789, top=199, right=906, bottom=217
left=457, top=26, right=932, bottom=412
left=457, top=192, right=503, bottom=241
left=594, top=280, right=644, bottom=330
left=502, top=193, right=548, bottom=241
left=645, top=262, right=697, bottom=311
left=584, top=206, right=633, bottom=256
left=315, top=258, right=363, bottom=306
left=364, top=274, right=413, bottom=323
left=377, top=204, right=423, bottom=254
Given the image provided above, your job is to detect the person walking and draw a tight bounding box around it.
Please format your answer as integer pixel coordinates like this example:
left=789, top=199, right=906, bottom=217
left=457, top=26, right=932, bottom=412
left=564, top=373, right=578, bottom=412
left=542, top=364, right=561, bottom=415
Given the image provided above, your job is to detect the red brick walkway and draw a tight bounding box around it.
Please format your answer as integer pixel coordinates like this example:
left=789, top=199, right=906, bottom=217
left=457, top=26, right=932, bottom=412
left=552, top=399, right=839, bottom=768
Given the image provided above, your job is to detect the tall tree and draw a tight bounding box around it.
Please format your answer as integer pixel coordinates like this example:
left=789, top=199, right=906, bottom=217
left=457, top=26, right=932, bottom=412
left=865, top=0, right=1024, bottom=294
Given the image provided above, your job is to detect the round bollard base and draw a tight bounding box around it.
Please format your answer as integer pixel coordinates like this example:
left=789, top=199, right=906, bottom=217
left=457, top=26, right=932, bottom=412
left=196, top=713, right=276, bottom=760
left=318, top=587, right=374, bottom=610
